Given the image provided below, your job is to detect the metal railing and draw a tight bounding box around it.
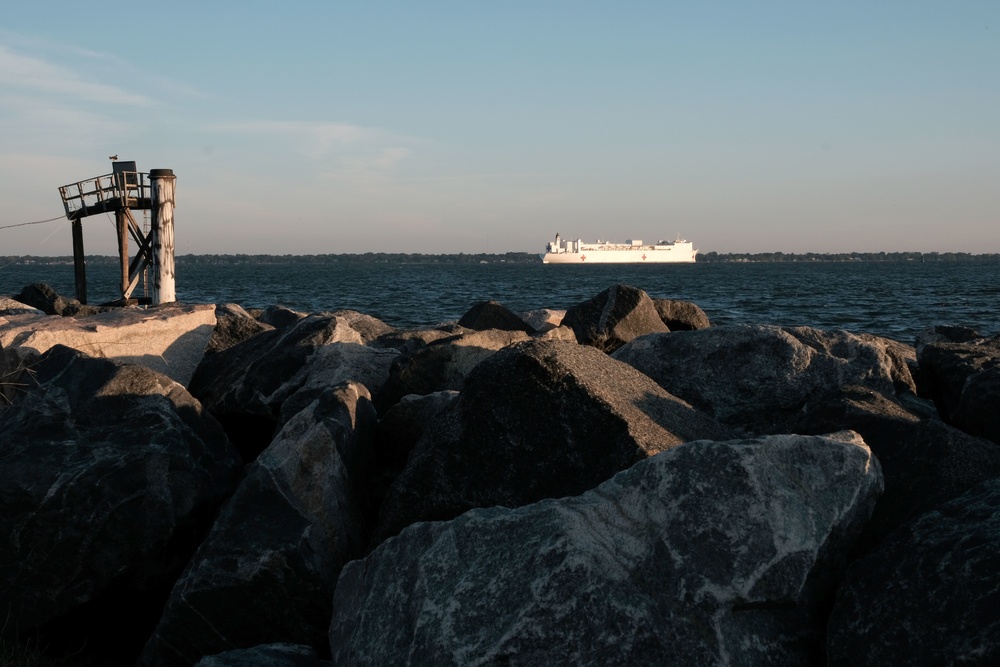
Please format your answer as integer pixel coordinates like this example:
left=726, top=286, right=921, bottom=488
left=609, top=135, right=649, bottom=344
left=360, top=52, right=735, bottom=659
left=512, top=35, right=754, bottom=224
left=58, top=171, right=150, bottom=218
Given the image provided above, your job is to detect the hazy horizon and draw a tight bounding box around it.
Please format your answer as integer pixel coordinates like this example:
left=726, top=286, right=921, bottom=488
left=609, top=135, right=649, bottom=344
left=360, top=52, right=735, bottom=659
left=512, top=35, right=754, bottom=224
left=2, top=3, right=998, bottom=257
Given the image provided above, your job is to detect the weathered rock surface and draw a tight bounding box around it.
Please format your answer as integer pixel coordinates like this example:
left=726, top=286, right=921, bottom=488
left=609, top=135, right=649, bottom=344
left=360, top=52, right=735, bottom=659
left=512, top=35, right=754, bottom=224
left=374, top=327, right=531, bottom=412
left=0, top=296, right=44, bottom=316
left=14, top=282, right=101, bottom=316
left=457, top=300, right=535, bottom=333
left=374, top=339, right=734, bottom=543
left=369, top=390, right=460, bottom=509
left=258, top=304, right=307, bottom=328
left=0, top=345, right=242, bottom=632
left=188, top=313, right=366, bottom=457
left=652, top=297, right=711, bottom=330
left=140, top=382, right=375, bottom=667
left=327, top=309, right=396, bottom=343
left=205, top=303, right=273, bottom=355
left=828, top=476, right=1000, bottom=666
left=333, top=432, right=882, bottom=666
left=916, top=326, right=1000, bottom=445
left=519, top=308, right=565, bottom=333
left=562, top=283, right=669, bottom=352
left=0, top=302, right=217, bottom=387
left=784, top=385, right=1000, bottom=551
left=370, top=325, right=467, bottom=355
left=277, top=343, right=400, bottom=427
left=194, top=643, right=330, bottom=667
left=613, top=324, right=917, bottom=434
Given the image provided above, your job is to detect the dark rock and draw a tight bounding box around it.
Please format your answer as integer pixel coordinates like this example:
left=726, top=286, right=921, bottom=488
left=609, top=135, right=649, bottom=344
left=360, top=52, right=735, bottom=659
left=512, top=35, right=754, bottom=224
left=369, top=390, right=459, bottom=509
left=457, top=300, right=535, bottom=333
left=784, top=385, right=1000, bottom=552
left=373, top=339, right=734, bottom=544
left=327, top=309, right=396, bottom=343
left=205, top=303, right=273, bottom=355
left=562, top=283, right=669, bottom=352
left=374, top=328, right=530, bottom=412
left=188, top=313, right=365, bottom=459
left=828, top=476, right=1000, bottom=666
left=140, top=383, right=375, bottom=667
left=652, top=298, right=711, bottom=330
left=613, top=324, right=917, bottom=434
left=370, top=326, right=468, bottom=355
left=519, top=308, right=564, bottom=333
left=194, top=643, right=329, bottom=667
left=277, top=343, right=399, bottom=427
left=14, top=283, right=101, bottom=317
left=333, top=432, right=882, bottom=666
left=916, top=327, right=1000, bottom=445
left=258, top=304, right=307, bottom=329
left=0, top=345, right=242, bottom=634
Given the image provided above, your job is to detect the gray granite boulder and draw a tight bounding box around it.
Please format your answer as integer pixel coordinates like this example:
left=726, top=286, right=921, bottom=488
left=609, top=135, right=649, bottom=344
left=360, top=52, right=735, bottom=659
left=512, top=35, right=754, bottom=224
left=374, top=327, right=530, bottom=412
left=205, top=303, right=274, bottom=355
left=784, top=385, right=1000, bottom=552
left=562, top=283, right=669, bottom=352
left=0, top=345, right=242, bottom=632
left=327, top=309, right=396, bottom=343
left=457, top=300, right=534, bottom=333
left=370, top=325, right=468, bottom=355
left=916, top=326, right=1000, bottom=445
left=140, top=382, right=375, bottom=667
left=373, top=339, right=734, bottom=544
left=519, top=308, right=565, bottom=333
left=188, top=313, right=366, bottom=458
left=277, top=342, right=400, bottom=426
left=652, top=297, right=711, bottom=330
left=14, top=282, right=101, bottom=316
left=258, top=304, right=307, bottom=329
left=0, top=296, right=44, bottom=316
left=0, top=302, right=217, bottom=387
left=828, top=476, right=1000, bottom=666
left=613, top=324, right=917, bottom=434
left=333, top=432, right=882, bottom=666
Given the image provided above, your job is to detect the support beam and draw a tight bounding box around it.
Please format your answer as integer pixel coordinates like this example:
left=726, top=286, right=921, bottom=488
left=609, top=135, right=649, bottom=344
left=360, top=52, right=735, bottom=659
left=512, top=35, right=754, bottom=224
left=116, top=208, right=129, bottom=298
left=149, top=169, right=176, bottom=305
left=71, top=215, right=87, bottom=304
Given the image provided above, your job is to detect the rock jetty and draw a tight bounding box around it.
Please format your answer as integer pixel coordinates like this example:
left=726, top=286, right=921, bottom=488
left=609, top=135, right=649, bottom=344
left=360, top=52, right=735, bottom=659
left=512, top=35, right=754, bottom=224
left=1, top=284, right=998, bottom=666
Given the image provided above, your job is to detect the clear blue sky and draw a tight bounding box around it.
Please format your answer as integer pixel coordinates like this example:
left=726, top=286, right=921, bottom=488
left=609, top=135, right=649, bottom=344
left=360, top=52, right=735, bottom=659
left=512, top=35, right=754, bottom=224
left=1, top=2, right=998, bottom=256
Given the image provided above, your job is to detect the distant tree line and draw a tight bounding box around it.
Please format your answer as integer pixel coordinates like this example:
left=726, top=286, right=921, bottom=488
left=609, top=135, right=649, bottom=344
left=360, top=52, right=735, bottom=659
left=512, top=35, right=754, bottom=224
left=696, top=251, right=1000, bottom=263
left=2, top=251, right=999, bottom=267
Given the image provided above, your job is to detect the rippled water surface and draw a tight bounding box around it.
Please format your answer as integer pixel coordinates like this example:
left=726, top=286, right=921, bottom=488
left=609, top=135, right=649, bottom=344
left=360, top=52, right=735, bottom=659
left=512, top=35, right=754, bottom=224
left=3, top=260, right=998, bottom=343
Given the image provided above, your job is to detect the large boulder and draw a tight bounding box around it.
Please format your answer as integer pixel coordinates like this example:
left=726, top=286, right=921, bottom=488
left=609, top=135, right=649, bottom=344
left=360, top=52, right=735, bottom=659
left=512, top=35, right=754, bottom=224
left=457, top=300, right=534, bottom=333
left=333, top=432, right=882, bottom=666
left=613, top=324, right=917, bottom=434
left=327, top=309, right=396, bottom=343
left=0, top=302, right=217, bottom=387
left=916, top=326, right=1000, bottom=445
left=188, top=313, right=367, bottom=458
left=784, top=385, right=1000, bottom=551
left=374, top=328, right=531, bottom=412
left=652, top=298, right=711, bottom=330
left=828, top=476, right=1000, bottom=666
left=205, top=303, right=273, bottom=355
left=0, top=345, right=242, bottom=633
left=0, top=296, right=44, bottom=316
left=561, top=283, right=669, bottom=352
left=13, top=283, right=100, bottom=316
left=140, top=383, right=375, bottom=667
left=277, top=343, right=400, bottom=427
left=373, top=339, right=734, bottom=544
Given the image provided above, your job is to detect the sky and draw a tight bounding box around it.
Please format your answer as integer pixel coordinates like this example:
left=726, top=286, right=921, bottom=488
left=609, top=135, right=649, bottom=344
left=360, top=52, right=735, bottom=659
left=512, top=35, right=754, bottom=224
left=1, top=2, right=998, bottom=256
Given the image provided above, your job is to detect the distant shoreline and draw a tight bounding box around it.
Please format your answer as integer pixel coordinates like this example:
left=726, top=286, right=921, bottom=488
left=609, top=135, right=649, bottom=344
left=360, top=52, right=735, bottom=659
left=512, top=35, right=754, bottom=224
left=2, top=251, right=999, bottom=266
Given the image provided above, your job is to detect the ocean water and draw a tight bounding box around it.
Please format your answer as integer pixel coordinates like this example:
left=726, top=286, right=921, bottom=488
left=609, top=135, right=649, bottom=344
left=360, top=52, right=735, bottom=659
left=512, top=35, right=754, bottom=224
left=2, top=259, right=998, bottom=345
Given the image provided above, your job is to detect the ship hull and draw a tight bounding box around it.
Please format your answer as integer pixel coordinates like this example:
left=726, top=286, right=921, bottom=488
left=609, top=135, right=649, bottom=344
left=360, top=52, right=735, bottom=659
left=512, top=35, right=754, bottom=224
left=540, top=246, right=697, bottom=264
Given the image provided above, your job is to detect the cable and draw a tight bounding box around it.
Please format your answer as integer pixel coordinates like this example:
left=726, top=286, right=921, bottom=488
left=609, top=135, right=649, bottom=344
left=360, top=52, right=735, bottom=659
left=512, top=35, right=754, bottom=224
left=0, top=215, right=65, bottom=231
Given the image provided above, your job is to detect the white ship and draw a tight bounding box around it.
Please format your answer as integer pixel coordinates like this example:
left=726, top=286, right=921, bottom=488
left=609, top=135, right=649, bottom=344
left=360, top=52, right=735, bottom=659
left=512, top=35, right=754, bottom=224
left=540, top=233, right=698, bottom=264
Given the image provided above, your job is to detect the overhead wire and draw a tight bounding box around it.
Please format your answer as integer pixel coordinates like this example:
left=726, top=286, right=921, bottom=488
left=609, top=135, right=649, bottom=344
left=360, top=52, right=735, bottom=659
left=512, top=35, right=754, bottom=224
left=0, top=215, right=66, bottom=231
